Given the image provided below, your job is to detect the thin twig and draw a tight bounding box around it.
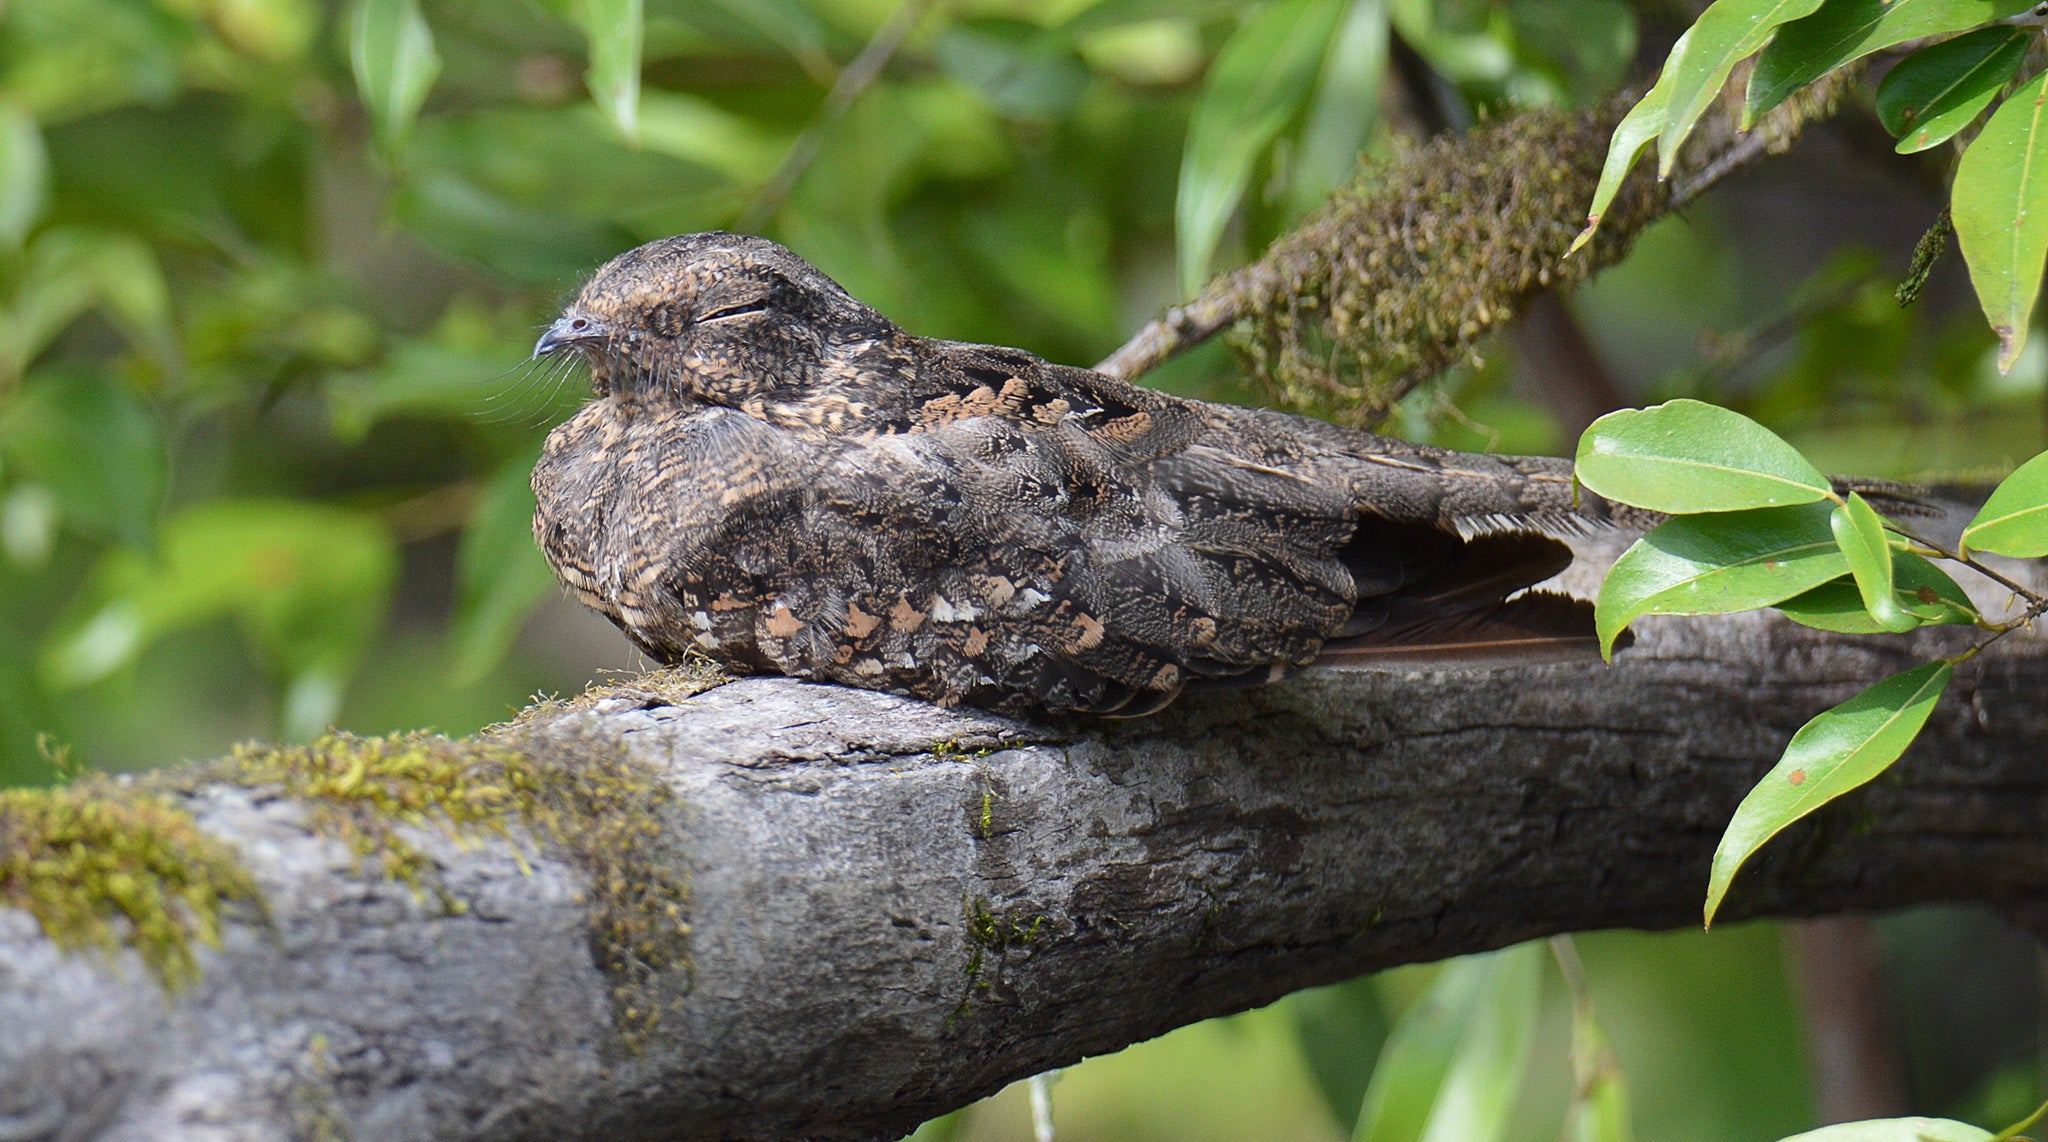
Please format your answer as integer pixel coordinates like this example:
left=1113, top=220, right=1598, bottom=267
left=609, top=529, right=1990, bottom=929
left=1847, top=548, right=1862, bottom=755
left=737, top=0, right=935, bottom=233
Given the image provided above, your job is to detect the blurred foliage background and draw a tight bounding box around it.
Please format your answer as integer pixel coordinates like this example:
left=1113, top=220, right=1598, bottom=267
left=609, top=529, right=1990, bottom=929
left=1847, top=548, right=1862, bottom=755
left=0, top=0, right=2041, bottom=1138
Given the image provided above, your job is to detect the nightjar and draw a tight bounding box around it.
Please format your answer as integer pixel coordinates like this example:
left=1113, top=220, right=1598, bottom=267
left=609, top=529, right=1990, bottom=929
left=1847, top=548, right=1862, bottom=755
left=531, top=232, right=1633, bottom=717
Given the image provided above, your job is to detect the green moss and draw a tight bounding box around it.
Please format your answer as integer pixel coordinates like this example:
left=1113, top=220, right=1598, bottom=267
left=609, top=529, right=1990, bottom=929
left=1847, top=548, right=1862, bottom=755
left=0, top=780, right=262, bottom=990
left=1234, top=101, right=1667, bottom=428
left=200, top=720, right=694, bottom=1047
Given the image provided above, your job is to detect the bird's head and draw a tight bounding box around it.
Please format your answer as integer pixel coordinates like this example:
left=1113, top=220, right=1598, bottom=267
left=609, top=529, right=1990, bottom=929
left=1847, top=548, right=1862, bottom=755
left=534, top=232, right=894, bottom=408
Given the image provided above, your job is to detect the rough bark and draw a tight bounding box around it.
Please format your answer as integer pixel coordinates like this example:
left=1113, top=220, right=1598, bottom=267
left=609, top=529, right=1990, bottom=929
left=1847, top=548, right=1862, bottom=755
left=3, top=547, right=2046, bottom=1140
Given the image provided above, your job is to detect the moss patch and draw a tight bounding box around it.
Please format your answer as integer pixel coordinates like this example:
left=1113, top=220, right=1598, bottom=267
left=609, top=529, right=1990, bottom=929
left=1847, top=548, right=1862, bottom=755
left=202, top=722, right=693, bottom=1045
left=0, top=780, right=261, bottom=989
left=1234, top=102, right=1667, bottom=427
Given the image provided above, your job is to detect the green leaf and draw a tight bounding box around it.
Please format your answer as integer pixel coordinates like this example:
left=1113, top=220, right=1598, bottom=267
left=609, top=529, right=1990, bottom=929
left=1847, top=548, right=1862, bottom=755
left=42, top=500, right=398, bottom=739
left=1655, top=0, right=1826, bottom=178
left=1961, top=449, right=2048, bottom=556
left=1775, top=553, right=1978, bottom=633
left=936, top=19, right=1092, bottom=120
left=0, top=101, right=48, bottom=249
left=579, top=0, right=644, bottom=142
left=1594, top=502, right=1848, bottom=656
left=1575, top=399, right=1833, bottom=513
left=0, top=368, right=165, bottom=548
left=1953, top=68, right=2048, bottom=373
left=451, top=444, right=560, bottom=684
left=1176, top=0, right=1347, bottom=296
left=1830, top=492, right=1917, bottom=632
left=1745, top=0, right=2035, bottom=126
left=1286, top=0, right=1389, bottom=218
left=1775, top=1117, right=1993, bottom=1141
left=1876, top=25, right=2031, bottom=154
left=1704, top=660, right=1952, bottom=926
left=1561, top=990, right=1631, bottom=1142
left=1355, top=943, right=1542, bottom=1142
left=1572, top=52, right=1679, bottom=254
left=1288, top=976, right=1391, bottom=1135
left=349, top=0, right=442, bottom=151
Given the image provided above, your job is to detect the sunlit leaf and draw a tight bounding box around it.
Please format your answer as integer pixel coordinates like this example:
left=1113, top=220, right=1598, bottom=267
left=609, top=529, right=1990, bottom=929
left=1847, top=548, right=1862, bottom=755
left=1594, top=502, right=1847, bottom=656
left=1745, top=0, right=2035, bottom=126
left=1287, top=0, right=1389, bottom=218
left=1774, top=553, right=1978, bottom=633
left=579, top=0, right=643, bottom=142
left=1575, top=399, right=1833, bottom=513
left=1775, top=1116, right=1992, bottom=1141
left=0, top=368, right=165, bottom=548
left=1952, top=68, right=2048, bottom=373
left=1655, top=0, right=1826, bottom=178
left=1572, top=50, right=1679, bottom=253
left=451, top=444, right=560, bottom=684
left=1830, top=492, right=1916, bottom=631
left=0, top=102, right=48, bottom=249
left=1961, top=448, right=2048, bottom=556
left=1704, top=660, right=1952, bottom=926
left=1177, top=0, right=1347, bottom=295
left=1875, top=25, right=2031, bottom=154
left=1355, top=943, right=1542, bottom=1142
left=349, top=0, right=442, bottom=151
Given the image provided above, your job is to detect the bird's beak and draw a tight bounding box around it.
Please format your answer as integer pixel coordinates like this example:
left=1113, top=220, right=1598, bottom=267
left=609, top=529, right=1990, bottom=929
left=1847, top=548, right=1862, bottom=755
left=533, top=314, right=606, bottom=358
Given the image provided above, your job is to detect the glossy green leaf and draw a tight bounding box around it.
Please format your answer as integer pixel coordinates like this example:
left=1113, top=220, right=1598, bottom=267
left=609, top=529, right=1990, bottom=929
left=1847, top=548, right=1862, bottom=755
left=1576, top=399, right=1833, bottom=513
left=1594, top=502, right=1847, bottom=656
left=451, top=444, right=560, bottom=684
left=1776, top=1117, right=1992, bottom=1141
left=1287, top=0, right=1388, bottom=218
left=1572, top=51, right=1679, bottom=254
left=1876, top=25, right=2031, bottom=154
left=0, top=368, right=165, bottom=549
left=1830, top=492, right=1917, bottom=631
left=1745, top=0, right=2035, bottom=126
left=1704, top=660, right=1952, bottom=926
left=1961, top=449, right=2048, bottom=556
left=1177, top=0, right=1347, bottom=296
left=1355, top=943, right=1542, bottom=1142
left=1953, top=68, right=2048, bottom=373
left=579, top=0, right=643, bottom=142
left=349, top=0, right=442, bottom=150
left=0, top=102, right=48, bottom=249
left=1774, top=553, right=1978, bottom=633
left=1655, top=0, right=1826, bottom=178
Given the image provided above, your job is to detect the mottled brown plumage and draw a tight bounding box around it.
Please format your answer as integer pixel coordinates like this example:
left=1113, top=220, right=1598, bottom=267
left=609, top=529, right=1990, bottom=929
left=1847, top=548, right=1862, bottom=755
left=531, top=233, right=1634, bottom=717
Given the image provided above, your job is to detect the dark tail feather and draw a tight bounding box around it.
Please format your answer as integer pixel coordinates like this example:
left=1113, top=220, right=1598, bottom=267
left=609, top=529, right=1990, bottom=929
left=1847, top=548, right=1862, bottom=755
left=1317, top=591, right=1618, bottom=670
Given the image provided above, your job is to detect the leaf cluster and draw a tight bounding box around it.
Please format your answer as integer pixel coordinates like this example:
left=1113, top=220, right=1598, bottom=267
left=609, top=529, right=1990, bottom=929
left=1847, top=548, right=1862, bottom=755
left=1577, top=0, right=2048, bottom=371
left=1577, top=399, right=2048, bottom=926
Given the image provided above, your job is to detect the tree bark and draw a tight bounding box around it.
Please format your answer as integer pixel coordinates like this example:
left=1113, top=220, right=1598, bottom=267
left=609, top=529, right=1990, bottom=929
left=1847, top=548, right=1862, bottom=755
left=4, top=556, right=2047, bottom=1141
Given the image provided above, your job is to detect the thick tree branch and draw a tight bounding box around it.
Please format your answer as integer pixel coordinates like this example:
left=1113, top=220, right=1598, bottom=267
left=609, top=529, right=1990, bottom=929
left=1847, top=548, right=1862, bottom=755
left=2, top=537, right=2046, bottom=1139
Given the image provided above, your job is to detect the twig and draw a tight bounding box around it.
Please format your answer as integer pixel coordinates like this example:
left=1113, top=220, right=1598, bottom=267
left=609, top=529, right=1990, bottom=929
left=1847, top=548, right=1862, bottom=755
left=737, top=0, right=935, bottom=232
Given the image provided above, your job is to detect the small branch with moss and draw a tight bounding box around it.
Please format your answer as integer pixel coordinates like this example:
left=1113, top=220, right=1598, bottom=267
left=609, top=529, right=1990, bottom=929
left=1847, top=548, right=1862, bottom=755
left=1098, top=68, right=1858, bottom=427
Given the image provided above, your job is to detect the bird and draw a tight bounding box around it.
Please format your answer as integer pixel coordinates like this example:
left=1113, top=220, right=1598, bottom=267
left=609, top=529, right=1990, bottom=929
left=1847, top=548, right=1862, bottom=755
left=529, top=232, right=1637, bottom=718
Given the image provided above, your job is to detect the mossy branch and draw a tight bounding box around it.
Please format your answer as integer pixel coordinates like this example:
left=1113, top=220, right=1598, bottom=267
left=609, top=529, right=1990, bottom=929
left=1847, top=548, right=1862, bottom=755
left=1, top=521, right=2046, bottom=1139
left=1099, top=68, right=1858, bottom=426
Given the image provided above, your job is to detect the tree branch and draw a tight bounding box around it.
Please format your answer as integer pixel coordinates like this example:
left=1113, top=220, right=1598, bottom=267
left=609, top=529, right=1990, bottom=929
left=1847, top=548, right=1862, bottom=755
left=3, top=538, right=2046, bottom=1139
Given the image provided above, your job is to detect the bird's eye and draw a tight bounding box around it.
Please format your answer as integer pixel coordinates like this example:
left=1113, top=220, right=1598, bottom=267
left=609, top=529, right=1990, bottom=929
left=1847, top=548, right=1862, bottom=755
left=700, top=299, right=771, bottom=323
left=570, top=318, right=588, bottom=331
